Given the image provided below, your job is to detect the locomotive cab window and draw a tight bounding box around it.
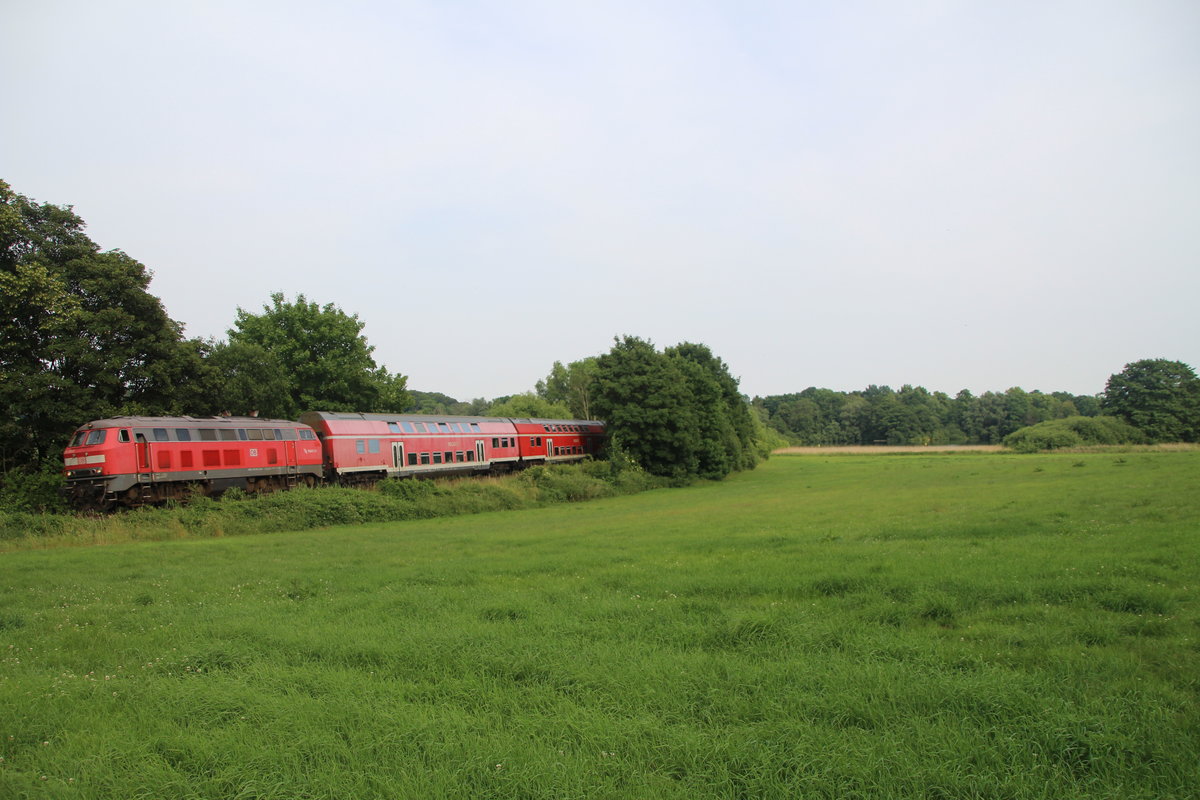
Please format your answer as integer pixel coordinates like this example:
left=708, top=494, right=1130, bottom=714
left=299, top=430, right=316, bottom=440
left=116, top=430, right=128, bottom=443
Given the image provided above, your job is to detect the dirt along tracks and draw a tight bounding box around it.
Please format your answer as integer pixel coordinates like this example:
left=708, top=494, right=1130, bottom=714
left=774, top=444, right=1006, bottom=455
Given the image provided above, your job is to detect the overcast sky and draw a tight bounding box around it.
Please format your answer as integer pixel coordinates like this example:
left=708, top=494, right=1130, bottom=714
left=3, top=0, right=1197, bottom=400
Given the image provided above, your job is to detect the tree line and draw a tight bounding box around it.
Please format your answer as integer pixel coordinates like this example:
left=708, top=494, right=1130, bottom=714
left=753, top=358, right=1198, bottom=448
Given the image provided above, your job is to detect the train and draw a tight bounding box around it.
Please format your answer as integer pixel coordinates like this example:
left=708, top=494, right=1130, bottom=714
left=61, top=411, right=606, bottom=510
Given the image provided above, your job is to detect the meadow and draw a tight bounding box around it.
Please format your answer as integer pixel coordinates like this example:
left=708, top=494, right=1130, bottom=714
left=1, top=451, right=1197, bottom=798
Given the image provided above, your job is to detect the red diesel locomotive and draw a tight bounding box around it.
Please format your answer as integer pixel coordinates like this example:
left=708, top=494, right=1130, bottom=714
left=62, top=412, right=605, bottom=509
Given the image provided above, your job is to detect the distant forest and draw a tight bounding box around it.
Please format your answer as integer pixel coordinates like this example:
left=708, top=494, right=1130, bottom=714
left=751, top=386, right=1102, bottom=446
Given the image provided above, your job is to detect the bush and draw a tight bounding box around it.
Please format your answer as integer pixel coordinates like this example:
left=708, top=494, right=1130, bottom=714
left=0, top=462, right=70, bottom=514
left=517, top=464, right=616, bottom=503
left=1004, top=416, right=1147, bottom=453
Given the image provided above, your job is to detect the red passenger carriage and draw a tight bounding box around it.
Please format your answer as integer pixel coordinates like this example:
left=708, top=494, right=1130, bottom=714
left=299, top=411, right=523, bottom=483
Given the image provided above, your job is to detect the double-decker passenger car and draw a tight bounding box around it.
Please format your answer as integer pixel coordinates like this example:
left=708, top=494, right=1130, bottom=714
left=298, top=412, right=605, bottom=483
left=62, top=416, right=324, bottom=509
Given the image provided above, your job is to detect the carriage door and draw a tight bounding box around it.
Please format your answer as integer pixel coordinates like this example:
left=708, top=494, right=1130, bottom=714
left=393, top=442, right=405, bottom=469
left=285, top=440, right=298, bottom=480
left=135, top=433, right=153, bottom=487
left=475, top=440, right=485, bottom=464
left=545, top=438, right=554, bottom=460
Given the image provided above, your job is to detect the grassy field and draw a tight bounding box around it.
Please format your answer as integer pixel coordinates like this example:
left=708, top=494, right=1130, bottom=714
left=1, top=452, right=1197, bottom=798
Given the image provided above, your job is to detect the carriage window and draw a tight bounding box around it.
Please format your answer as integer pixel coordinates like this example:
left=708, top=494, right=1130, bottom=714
left=470, top=423, right=482, bottom=433
left=402, top=422, right=416, bottom=433
left=369, top=439, right=381, bottom=454
left=420, top=452, right=430, bottom=465
left=433, top=452, right=443, bottom=464
left=388, top=422, right=401, bottom=434
left=444, top=451, right=453, bottom=462
left=492, top=438, right=499, bottom=448
left=465, top=451, right=474, bottom=462
left=356, top=440, right=365, bottom=454
left=175, top=429, right=192, bottom=442
left=414, top=423, right=428, bottom=433
left=455, top=451, right=464, bottom=462
left=408, top=453, right=418, bottom=466
left=153, top=428, right=169, bottom=442
left=438, top=423, right=451, bottom=433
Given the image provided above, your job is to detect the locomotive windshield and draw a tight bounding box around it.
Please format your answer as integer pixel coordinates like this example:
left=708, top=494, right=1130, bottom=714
left=70, top=430, right=107, bottom=447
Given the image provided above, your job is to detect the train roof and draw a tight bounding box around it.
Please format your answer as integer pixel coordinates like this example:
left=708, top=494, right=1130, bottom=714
left=301, top=411, right=603, bottom=428
left=76, top=416, right=306, bottom=429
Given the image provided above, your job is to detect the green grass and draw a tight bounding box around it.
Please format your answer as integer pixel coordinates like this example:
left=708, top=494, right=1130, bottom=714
left=1, top=452, right=1198, bottom=798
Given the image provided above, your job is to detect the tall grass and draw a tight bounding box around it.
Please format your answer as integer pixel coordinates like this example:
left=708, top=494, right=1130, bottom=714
left=1, top=452, right=1197, bottom=798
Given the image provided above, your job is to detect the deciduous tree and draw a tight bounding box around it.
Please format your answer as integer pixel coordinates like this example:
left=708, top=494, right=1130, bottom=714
left=226, top=293, right=410, bottom=415
left=0, top=180, right=191, bottom=470
left=1102, top=359, right=1199, bottom=442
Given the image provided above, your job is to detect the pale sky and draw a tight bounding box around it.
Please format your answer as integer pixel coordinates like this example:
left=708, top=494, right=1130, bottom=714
left=3, top=1, right=1197, bottom=400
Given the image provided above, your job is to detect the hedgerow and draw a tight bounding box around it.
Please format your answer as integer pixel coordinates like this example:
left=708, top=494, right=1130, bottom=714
left=1003, top=415, right=1147, bottom=453
left=0, top=462, right=667, bottom=548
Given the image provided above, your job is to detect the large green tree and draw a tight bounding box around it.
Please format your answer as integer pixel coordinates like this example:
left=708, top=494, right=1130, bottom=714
left=593, top=336, right=700, bottom=481
left=592, top=336, right=761, bottom=482
left=665, top=342, right=761, bottom=477
left=0, top=180, right=192, bottom=470
left=224, top=293, right=410, bottom=416
left=1102, top=359, right=1199, bottom=442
